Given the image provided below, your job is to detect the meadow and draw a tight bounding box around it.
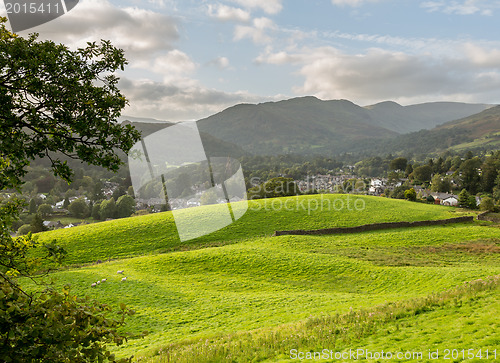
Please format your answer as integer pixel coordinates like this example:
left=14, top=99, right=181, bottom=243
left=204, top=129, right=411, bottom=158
left=36, top=194, right=470, bottom=265
left=27, top=194, right=499, bottom=362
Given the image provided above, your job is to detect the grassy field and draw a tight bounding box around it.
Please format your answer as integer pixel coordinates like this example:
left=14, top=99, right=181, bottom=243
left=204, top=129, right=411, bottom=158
left=34, top=194, right=471, bottom=265
left=24, top=194, right=499, bottom=361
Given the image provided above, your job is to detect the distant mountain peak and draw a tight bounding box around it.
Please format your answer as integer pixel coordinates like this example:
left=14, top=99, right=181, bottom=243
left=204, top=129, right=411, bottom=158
left=365, top=101, right=403, bottom=110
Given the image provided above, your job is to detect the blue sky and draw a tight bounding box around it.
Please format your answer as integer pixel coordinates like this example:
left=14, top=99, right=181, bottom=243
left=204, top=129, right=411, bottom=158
left=3, top=0, right=500, bottom=120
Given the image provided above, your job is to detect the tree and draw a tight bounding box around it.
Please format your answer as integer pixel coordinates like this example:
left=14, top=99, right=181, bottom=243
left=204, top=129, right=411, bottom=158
left=481, top=155, right=500, bottom=193
left=430, top=174, right=451, bottom=193
left=116, top=195, right=135, bottom=218
left=92, top=180, right=105, bottom=202
left=112, top=186, right=127, bottom=201
left=91, top=201, right=102, bottom=220
left=28, top=198, right=38, bottom=214
left=16, top=224, right=31, bottom=236
left=0, top=18, right=140, bottom=190
left=390, top=157, right=407, bottom=171
left=458, top=189, right=473, bottom=209
left=459, top=158, right=481, bottom=194
left=404, top=188, right=417, bottom=201
left=411, top=165, right=433, bottom=183
left=404, top=163, right=413, bottom=178
left=0, top=18, right=141, bottom=362
left=30, top=213, right=46, bottom=233
left=37, top=203, right=53, bottom=218
left=127, top=185, right=135, bottom=197
left=247, top=177, right=301, bottom=199
left=68, top=198, right=89, bottom=218
left=479, top=196, right=495, bottom=212
left=100, top=198, right=117, bottom=220
left=200, top=190, right=218, bottom=205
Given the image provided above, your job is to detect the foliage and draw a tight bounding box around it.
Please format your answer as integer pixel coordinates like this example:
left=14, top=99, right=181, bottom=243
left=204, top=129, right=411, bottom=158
left=388, top=185, right=405, bottom=199
left=0, top=18, right=141, bottom=190
left=100, top=198, right=117, bottom=220
left=247, top=177, right=301, bottom=199
left=404, top=188, right=417, bottom=201
left=430, top=174, right=451, bottom=193
left=92, top=202, right=102, bottom=221
left=459, top=158, right=481, bottom=194
left=199, top=190, right=218, bottom=206
left=16, top=224, right=31, bottom=236
left=410, top=165, right=433, bottom=183
left=37, top=203, right=53, bottom=218
left=458, top=189, right=477, bottom=209
left=0, top=281, right=136, bottom=363
left=479, top=196, right=495, bottom=212
left=389, top=157, right=407, bottom=171
left=116, top=195, right=135, bottom=218
left=28, top=198, right=37, bottom=214
left=69, top=198, right=89, bottom=219
left=0, top=18, right=142, bottom=362
left=30, top=213, right=46, bottom=233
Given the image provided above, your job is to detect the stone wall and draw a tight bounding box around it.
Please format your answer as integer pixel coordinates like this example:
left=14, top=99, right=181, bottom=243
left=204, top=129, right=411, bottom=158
left=273, top=216, right=474, bottom=237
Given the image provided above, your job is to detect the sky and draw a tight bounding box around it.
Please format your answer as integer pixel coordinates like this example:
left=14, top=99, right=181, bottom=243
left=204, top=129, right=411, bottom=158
left=2, top=0, right=500, bottom=121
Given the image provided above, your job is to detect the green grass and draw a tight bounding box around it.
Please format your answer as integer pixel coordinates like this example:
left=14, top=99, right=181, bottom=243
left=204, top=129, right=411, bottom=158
left=20, top=194, right=497, bottom=361
left=34, top=194, right=471, bottom=266
left=142, top=275, right=500, bottom=363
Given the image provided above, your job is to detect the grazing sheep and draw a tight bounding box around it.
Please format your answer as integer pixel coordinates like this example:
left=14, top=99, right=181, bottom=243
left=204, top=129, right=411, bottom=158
left=117, top=270, right=124, bottom=274
left=101, top=278, right=107, bottom=283
left=121, top=277, right=127, bottom=282
left=96, top=280, right=100, bottom=285
left=91, top=283, right=97, bottom=287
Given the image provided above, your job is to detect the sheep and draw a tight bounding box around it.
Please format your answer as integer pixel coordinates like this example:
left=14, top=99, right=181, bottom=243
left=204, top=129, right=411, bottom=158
left=96, top=280, right=101, bottom=285
left=91, top=282, right=97, bottom=287
left=101, top=278, right=107, bottom=283
left=121, top=277, right=127, bottom=282
left=117, top=270, right=124, bottom=274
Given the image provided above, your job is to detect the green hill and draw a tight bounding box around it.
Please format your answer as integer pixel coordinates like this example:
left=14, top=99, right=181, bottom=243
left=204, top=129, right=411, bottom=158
left=36, top=194, right=470, bottom=265
left=198, top=97, right=396, bottom=155
left=28, top=194, right=499, bottom=361
left=385, top=105, right=500, bottom=155
left=196, top=96, right=492, bottom=155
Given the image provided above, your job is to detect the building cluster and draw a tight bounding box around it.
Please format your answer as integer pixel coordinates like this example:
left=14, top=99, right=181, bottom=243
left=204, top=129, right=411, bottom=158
left=295, top=174, right=358, bottom=193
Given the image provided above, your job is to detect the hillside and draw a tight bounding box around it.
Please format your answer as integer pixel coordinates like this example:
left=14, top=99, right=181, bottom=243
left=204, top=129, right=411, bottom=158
left=198, top=97, right=395, bottom=155
left=385, top=105, right=500, bottom=155
left=196, top=96, right=492, bottom=155
left=27, top=194, right=499, bottom=361
left=35, top=194, right=470, bottom=265
left=122, top=121, right=248, bottom=158
left=366, top=100, right=491, bottom=133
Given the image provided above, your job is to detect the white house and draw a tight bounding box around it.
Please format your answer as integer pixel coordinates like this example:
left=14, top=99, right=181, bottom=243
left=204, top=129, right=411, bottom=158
left=369, top=178, right=385, bottom=195
left=441, top=196, right=458, bottom=206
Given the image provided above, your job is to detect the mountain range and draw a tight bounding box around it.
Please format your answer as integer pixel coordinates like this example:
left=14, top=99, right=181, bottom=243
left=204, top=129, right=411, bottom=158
left=122, top=96, right=498, bottom=157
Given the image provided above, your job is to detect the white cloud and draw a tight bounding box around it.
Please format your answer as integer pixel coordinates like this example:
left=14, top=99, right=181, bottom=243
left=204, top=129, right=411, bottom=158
left=119, top=77, right=272, bottom=120
left=464, top=43, right=500, bottom=68
left=234, top=17, right=275, bottom=43
left=230, top=0, right=283, bottom=14
left=331, top=0, right=381, bottom=7
left=257, top=45, right=500, bottom=105
left=22, top=0, right=179, bottom=59
left=207, top=4, right=251, bottom=22
left=152, top=50, right=197, bottom=80
left=421, top=0, right=496, bottom=15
